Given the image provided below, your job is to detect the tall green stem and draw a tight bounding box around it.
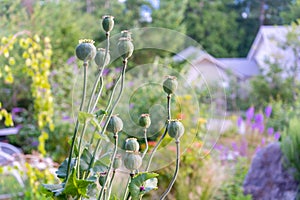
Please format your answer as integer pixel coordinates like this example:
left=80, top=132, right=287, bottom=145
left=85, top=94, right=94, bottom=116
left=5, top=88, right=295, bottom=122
left=145, top=94, right=171, bottom=171
left=85, top=63, right=125, bottom=177
left=90, top=32, right=110, bottom=113
left=106, top=170, right=116, bottom=200
left=98, top=133, right=119, bottom=200
left=142, top=128, right=148, bottom=159
left=77, top=33, right=110, bottom=178
left=66, top=62, right=88, bottom=180
left=159, top=140, right=180, bottom=200
left=88, top=59, right=127, bottom=176
left=122, top=177, right=131, bottom=200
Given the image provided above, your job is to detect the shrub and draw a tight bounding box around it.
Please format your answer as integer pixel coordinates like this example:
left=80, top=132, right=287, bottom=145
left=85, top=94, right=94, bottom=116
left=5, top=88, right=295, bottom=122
left=281, top=117, right=300, bottom=181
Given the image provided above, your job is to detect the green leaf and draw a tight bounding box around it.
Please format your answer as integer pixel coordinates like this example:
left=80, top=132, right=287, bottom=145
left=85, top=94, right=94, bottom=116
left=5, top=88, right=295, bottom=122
left=56, top=158, right=76, bottom=179
left=42, top=183, right=65, bottom=197
left=141, top=178, right=158, bottom=195
left=98, top=152, right=112, bottom=166
left=64, top=169, right=94, bottom=198
left=129, top=172, right=159, bottom=200
left=95, top=109, right=107, bottom=117
left=78, top=111, right=94, bottom=123
left=91, top=118, right=102, bottom=132
left=92, top=160, right=109, bottom=174
left=80, top=148, right=92, bottom=171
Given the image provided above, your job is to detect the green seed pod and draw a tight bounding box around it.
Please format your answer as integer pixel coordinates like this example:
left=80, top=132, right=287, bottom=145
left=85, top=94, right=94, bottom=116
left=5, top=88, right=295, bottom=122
left=107, top=115, right=123, bottom=134
left=75, top=39, right=96, bottom=62
left=125, top=138, right=140, bottom=152
left=98, top=173, right=107, bottom=186
left=102, top=15, right=114, bottom=33
left=139, top=114, right=151, bottom=128
left=163, top=76, right=178, bottom=95
left=124, top=152, right=142, bottom=171
left=113, top=155, right=122, bottom=169
left=121, top=30, right=132, bottom=39
left=95, top=48, right=110, bottom=67
left=118, top=37, right=134, bottom=60
left=168, top=120, right=185, bottom=140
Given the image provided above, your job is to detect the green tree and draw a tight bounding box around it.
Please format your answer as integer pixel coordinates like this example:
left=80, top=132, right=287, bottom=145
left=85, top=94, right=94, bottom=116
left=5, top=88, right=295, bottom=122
left=183, top=0, right=243, bottom=57
left=281, top=0, right=300, bottom=24
left=233, top=0, right=293, bottom=56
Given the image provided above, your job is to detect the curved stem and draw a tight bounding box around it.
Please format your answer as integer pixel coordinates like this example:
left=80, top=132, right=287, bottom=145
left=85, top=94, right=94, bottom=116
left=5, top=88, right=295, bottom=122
left=88, top=32, right=110, bottom=113
left=125, top=173, right=134, bottom=200
left=160, top=140, right=180, bottom=200
left=76, top=122, right=88, bottom=177
left=142, top=128, right=148, bottom=159
left=66, top=62, right=88, bottom=180
left=145, top=94, right=172, bottom=171
left=122, top=177, right=131, bottom=200
left=106, top=170, right=116, bottom=200
left=87, top=60, right=128, bottom=176
left=98, top=133, right=119, bottom=200
left=91, top=32, right=110, bottom=113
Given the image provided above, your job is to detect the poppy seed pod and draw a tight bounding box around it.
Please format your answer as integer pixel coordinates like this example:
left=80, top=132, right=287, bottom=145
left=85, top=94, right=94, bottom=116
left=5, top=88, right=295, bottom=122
left=98, top=173, right=107, bottom=186
left=75, top=39, right=96, bottom=62
left=118, top=37, right=134, bottom=60
left=139, top=114, right=151, bottom=128
left=113, top=155, right=122, bottom=169
left=107, top=115, right=123, bottom=134
left=124, top=152, right=142, bottom=171
left=168, top=120, right=185, bottom=140
left=125, top=138, right=140, bottom=152
left=121, top=30, right=132, bottom=39
left=163, top=76, right=178, bottom=95
left=95, top=48, right=110, bottom=67
left=102, top=15, right=114, bottom=33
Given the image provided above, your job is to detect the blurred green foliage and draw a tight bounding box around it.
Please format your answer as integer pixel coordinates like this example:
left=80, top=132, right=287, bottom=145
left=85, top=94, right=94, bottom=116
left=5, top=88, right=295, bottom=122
left=282, top=117, right=300, bottom=182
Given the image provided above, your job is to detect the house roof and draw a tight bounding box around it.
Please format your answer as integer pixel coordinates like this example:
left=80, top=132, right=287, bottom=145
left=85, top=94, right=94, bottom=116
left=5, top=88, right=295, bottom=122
left=217, top=58, right=260, bottom=78
left=173, top=46, right=205, bottom=62
left=247, top=25, right=290, bottom=60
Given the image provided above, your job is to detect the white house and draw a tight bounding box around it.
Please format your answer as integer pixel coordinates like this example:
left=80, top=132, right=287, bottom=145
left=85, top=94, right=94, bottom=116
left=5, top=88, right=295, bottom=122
left=176, top=26, right=298, bottom=86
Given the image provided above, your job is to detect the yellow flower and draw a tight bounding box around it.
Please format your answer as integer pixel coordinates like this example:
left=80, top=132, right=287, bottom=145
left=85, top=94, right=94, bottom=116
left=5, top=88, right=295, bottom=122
left=5, top=73, right=14, bottom=84
left=1, top=37, right=8, bottom=44
left=184, top=95, right=192, bottom=101
left=44, top=37, right=51, bottom=43
left=4, top=65, right=10, bottom=72
left=19, top=38, right=29, bottom=49
left=26, top=58, right=32, bottom=66
left=34, top=34, right=40, bottom=43
left=8, top=57, right=15, bottom=65
left=3, top=48, right=9, bottom=58
left=22, top=52, right=29, bottom=58
left=198, top=117, right=207, bottom=124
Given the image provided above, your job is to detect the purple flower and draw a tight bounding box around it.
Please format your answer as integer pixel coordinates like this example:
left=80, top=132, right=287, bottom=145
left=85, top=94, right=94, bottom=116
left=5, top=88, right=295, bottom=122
left=115, top=67, right=122, bottom=73
left=274, top=132, right=280, bottom=140
left=239, top=139, right=248, bottom=156
left=232, top=142, right=238, bottom=151
left=261, top=138, right=265, bottom=145
left=31, top=141, right=39, bottom=147
left=62, top=116, right=71, bottom=121
left=129, top=103, right=134, bottom=109
left=102, top=68, right=110, bottom=76
left=246, top=106, right=255, bottom=122
left=254, top=113, right=264, bottom=124
left=12, top=107, right=24, bottom=113
left=140, top=186, right=145, bottom=191
left=67, top=56, right=76, bottom=64
left=128, top=81, right=134, bottom=87
left=237, top=116, right=243, bottom=127
left=106, top=82, right=114, bottom=89
left=265, top=105, right=272, bottom=118
left=267, top=127, right=274, bottom=135
left=258, top=124, right=265, bottom=133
